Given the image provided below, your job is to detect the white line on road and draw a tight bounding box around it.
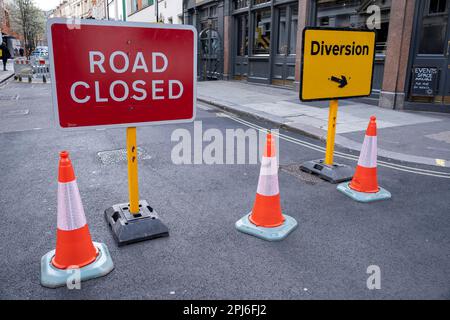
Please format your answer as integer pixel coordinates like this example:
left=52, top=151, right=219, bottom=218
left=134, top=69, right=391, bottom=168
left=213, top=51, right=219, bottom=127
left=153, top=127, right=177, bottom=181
left=217, top=110, right=450, bottom=179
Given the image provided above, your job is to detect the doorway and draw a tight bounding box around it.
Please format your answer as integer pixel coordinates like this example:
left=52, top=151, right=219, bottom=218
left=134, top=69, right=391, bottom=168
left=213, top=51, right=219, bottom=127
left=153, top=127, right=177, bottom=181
left=409, top=0, right=450, bottom=104
left=271, top=3, right=298, bottom=87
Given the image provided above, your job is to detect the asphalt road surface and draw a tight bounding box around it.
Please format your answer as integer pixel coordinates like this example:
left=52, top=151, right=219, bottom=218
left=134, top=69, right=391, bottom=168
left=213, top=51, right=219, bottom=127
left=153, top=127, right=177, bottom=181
left=1, top=80, right=450, bottom=299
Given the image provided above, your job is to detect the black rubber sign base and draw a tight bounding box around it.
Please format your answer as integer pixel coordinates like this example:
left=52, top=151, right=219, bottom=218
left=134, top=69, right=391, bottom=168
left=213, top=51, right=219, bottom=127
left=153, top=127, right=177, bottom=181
left=300, top=159, right=353, bottom=184
left=105, top=200, right=169, bottom=246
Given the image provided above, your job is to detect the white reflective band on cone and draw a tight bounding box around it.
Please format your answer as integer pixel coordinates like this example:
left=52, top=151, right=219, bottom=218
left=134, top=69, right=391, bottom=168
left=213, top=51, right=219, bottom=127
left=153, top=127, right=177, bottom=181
left=358, top=135, right=377, bottom=168
left=57, top=180, right=87, bottom=231
left=257, top=174, right=280, bottom=196
left=260, top=156, right=278, bottom=176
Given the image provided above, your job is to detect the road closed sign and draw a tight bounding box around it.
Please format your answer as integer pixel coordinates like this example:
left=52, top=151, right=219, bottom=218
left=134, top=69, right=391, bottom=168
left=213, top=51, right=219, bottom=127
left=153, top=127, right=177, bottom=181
left=47, top=19, right=197, bottom=129
left=300, top=27, right=375, bottom=101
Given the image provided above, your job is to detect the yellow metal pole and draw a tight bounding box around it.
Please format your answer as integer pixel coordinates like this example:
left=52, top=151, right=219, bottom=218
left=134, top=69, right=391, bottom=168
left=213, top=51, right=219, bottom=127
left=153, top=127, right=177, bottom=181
left=127, top=127, right=140, bottom=214
left=324, top=99, right=338, bottom=165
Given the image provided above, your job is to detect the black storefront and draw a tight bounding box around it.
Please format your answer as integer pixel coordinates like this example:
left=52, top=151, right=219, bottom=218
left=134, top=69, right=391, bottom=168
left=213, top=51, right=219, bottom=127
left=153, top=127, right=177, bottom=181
left=232, top=0, right=299, bottom=86
left=185, top=0, right=450, bottom=113
left=184, top=0, right=226, bottom=81
left=405, top=0, right=450, bottom=112
left=185, top=0, right=300, bottom=86
left=186, top=0, right=391, bottom=92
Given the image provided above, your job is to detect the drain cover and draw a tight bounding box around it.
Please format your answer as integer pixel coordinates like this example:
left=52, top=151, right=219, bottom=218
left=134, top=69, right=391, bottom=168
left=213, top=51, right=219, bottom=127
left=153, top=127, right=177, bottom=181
left=280, top=164, right=323, bottom=185
left=97, top=147, right=151, bottom=165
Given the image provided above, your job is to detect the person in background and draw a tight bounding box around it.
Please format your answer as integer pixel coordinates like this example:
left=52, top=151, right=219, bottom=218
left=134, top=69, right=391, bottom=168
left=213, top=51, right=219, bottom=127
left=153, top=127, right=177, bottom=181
left=0, top=41, right=11, bottom=71
left=19, top=47, right=25, bottom=57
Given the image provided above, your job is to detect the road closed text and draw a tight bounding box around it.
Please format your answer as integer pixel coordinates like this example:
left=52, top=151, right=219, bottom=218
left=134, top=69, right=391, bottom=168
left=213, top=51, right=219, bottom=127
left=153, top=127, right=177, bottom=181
left=70, top=51, right=184, bottom=104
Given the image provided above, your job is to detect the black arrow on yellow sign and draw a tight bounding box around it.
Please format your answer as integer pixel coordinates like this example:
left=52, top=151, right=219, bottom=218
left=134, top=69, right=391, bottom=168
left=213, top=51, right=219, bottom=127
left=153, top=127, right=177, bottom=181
left=330, top=75, right=348, bottom=88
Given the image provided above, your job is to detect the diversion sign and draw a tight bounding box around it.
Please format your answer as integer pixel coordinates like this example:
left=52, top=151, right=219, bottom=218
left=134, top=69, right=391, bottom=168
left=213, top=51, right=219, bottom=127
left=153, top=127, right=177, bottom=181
left=300, top=27, right=376, bottom=101
left=47, top=19, right=196, bottom=129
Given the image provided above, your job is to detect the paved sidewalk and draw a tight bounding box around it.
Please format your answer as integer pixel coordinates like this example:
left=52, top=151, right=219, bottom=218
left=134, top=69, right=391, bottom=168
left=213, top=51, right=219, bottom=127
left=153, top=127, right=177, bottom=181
left=198, top=81, right=450, bottom=167
left=0, top=60, right=14, bottom=84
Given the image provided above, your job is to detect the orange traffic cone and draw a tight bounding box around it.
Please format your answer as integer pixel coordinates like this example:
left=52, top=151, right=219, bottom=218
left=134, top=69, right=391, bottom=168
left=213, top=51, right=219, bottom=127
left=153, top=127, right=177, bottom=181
left=337, top=116, right=391, bottom=202
left=40, top=151, right=114, bottom=288
left=236, top=131, right=297, bottom=241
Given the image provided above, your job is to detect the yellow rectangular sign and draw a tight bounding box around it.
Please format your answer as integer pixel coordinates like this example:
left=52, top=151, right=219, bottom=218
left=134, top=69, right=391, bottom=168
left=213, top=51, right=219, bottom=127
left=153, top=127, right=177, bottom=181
left=300, top=28, right=376, bottom=101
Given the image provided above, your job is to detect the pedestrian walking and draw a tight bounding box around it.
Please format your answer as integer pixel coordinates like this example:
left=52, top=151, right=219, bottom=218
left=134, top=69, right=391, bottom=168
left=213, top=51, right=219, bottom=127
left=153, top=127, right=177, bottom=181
left=0, top=41, right=11, bottom=71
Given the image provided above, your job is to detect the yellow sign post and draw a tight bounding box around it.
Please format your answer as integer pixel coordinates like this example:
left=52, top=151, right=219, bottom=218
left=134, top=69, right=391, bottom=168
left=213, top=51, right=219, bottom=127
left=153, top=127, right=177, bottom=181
left=104, top=127, right=170, bottom=246
left=324, top=99, right=338, bottom=165
left=126, top=127, right=140, bottom=215
left=299, top=28, right=376, bottom=183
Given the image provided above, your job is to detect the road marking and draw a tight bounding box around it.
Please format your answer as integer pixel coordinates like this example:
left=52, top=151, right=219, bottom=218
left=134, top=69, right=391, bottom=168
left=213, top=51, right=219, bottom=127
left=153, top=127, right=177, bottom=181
left=212, top=109, right=450, bottom=179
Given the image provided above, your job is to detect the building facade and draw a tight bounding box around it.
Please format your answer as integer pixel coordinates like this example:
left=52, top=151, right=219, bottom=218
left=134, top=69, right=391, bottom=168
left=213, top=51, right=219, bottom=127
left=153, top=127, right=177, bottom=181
left=127, top=0, right=183, bottom=24
left=52, top=0, right=125, bottom=20
left=0, top=0, right=11, bottom=36
left=184, top=0, right=450, bottom=113
left=53, top=0, right=92, bottom=18
left=1, top=0, right=25, bottom=55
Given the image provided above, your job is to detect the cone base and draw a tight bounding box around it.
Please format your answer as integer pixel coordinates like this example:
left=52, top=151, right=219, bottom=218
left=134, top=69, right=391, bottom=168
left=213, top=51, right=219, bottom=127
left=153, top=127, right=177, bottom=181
left=105, top=200, right=169, bottom=246
left=40, top=242, right=114, bottom=288
left=337, top=181, right=391, bottom=203
left=235, top=213, right=297, bottom=241
left=300, top=159, right=353, bottom=184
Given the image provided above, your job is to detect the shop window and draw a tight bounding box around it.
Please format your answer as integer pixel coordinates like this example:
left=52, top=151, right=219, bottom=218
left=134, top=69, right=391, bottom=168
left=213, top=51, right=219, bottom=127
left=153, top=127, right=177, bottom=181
left=201, top=18, right=218, bottom=32
left=276, top=6, right=298, bottom=55
left=289, top=7, right=298, bottom=54
left=277, top=9, right=287, bottom=54
left=200, top=8, right=209, bottom=20
left=253, top=0, right=271, bottom=5
left=418, top=0, right=448, bottom=54
left=429, top=0, right=447, bottom=13
left=234, top=0, right=249, bottom=10
left=237, top=15, right=249, bottom=56
left=200, top=29, right=221, bottom=56
left=319, top=16, right=329, bottom=26
left=210, top=6, right=217, bottom=17
left=316, top=0, right=391, bottom=55
left=130, top=0, right=154, bottom=14
left=253, top=8, right=271, bottom=55
left=143, top=0, right=154, bottom=8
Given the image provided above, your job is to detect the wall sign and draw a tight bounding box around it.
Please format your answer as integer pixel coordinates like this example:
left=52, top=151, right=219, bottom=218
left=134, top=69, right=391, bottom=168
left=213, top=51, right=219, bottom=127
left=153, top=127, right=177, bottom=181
left=411, top=67, right=439, bottom=97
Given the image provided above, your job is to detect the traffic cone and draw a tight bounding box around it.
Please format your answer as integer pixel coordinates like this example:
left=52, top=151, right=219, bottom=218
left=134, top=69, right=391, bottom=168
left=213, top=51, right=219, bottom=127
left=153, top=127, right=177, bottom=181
left=40, top=151, right=114, bottom=288
left=337, top=116, right=391, bottom=202
left=235, top=131, right=297, bottom=241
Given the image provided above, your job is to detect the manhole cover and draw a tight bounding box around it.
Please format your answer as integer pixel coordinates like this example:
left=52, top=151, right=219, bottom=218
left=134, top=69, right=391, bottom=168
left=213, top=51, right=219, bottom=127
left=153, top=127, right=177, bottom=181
left=97, top=147, right=151, bottom=165
left=280, top=164, right=322, bottom=185
left=2, top=109, right=30, bottom=117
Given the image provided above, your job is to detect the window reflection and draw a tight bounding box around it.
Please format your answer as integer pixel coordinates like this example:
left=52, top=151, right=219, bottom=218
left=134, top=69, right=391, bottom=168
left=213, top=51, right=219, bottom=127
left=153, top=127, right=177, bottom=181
left=419, top=0, right=448, bottom=54
left=277, top=9, right=287, bottom=55
left=289, top=8, right=298, bottom=54
left=316, top=0, right=391, bottom=55
left=253, top=8, right=271, bottom=55
left=237, top=15, right=249, bottom=56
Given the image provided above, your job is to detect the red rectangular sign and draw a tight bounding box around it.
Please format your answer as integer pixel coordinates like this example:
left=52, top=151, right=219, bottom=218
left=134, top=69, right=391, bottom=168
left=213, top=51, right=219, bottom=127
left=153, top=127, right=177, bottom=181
left=47, top=19, right=197, bottom=129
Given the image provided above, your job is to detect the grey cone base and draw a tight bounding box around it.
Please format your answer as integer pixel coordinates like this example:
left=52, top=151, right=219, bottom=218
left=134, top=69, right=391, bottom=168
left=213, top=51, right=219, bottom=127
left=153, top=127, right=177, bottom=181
left=235, top=213, right=298, bottom=241
left=40, top=242, right=114, bottom=288
left=337, top=181, right=392, bottom=202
